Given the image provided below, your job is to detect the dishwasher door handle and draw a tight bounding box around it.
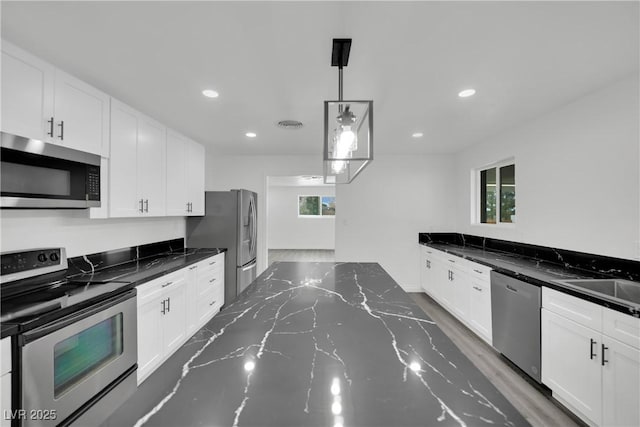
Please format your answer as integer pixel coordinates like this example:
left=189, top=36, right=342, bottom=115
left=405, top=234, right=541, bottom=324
left=506, top=284, right=519, bottom=293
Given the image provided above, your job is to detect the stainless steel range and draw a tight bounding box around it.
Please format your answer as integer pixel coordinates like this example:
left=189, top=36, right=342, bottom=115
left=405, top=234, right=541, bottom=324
left=0, top=248, right=137, bottom=427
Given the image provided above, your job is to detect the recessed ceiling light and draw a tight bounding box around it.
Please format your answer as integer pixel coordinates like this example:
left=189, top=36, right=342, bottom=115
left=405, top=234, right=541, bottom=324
left=458, top=89, right=476, bottom=98
left=412, top=132, right=424, bottom=138
left=245, top=132, right=257, bottom=138
left=202, top=89, right=219, bottom=98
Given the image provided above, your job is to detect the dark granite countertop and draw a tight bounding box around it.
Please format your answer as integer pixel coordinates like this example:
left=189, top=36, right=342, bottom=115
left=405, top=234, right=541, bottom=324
left=68, top=247, right=226, bottom=287
left=418, top=238, right=639, bottom=318
left=103, top=262, right=529, bottom=427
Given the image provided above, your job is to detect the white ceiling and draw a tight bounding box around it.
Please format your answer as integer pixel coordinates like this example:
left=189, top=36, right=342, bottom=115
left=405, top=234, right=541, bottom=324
left=2, top=1, right=638, bottom=156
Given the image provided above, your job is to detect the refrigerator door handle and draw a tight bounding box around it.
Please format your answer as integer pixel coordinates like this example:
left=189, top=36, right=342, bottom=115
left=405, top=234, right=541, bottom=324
left=248, top=195, right=257, bottom=259
left=242, top=261, right=257, bottom=272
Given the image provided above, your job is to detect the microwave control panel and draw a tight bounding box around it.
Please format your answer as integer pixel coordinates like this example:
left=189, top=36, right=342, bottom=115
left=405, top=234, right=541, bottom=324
left=87, top=166, right=100, bottom=201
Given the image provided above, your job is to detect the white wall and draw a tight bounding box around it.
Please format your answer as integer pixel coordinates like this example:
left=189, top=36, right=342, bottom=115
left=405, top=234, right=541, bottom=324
left=335, top=155, right=457, bottom=291
left=206, top=154, right=324, bottom=274
left=0, top=210, right=185, bottom=257
left=455, top=74, right=640, bottom=260
left=267, top=185, right=335, bottom=250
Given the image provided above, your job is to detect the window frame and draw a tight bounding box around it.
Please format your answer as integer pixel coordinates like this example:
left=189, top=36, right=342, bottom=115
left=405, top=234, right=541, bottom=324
left=471, top=158, right=516, bottom=227
left=297, top=195, right=335, bottom=218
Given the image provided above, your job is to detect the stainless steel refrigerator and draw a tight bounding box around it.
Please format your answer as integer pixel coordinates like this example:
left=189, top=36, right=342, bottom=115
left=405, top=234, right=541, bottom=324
left=186, top=190, right=257, bottom=306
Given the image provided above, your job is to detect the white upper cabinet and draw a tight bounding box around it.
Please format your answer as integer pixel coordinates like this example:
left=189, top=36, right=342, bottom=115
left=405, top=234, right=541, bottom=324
left=110, top=99, right=166, bottom=218
left=1, top=41, right=109, bottom=156
left=1, top=42, right=54, bottom=141
left=186, top=140, right=205, bottom=215
left=166, top=130, right=205, bottom=216
left=53, top=70, right=109, bottom=156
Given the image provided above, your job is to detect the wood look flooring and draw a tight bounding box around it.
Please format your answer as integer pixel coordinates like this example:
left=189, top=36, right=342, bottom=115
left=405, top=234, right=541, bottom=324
left=409, top=292, right=585, bottom=427
left=268, top=249, right=335, bottom=265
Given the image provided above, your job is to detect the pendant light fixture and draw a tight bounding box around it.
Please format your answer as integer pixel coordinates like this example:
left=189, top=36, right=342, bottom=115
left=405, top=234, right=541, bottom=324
left=323, top=38, right=373, bottom=184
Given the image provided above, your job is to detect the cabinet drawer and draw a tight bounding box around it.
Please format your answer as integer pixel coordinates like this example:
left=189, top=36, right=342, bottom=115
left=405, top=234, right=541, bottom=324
left=199, top=254, right=224, bottom=271
left=542, top=287, right=602, bottom=331
left=603, top=308, right=640, bottom=349
left=467, top=261, right=492, bottom=281
left=137, top=270, right=186, bottom=305
left=198, top=269, right=223, bottom=297
left=197, top=288, right=223, bottom=324
left=1, top=338, right=10, bottom=376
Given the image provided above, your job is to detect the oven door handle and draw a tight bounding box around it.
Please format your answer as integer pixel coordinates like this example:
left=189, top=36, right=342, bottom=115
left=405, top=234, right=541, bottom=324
left=20, top=289, right=136, bottom=345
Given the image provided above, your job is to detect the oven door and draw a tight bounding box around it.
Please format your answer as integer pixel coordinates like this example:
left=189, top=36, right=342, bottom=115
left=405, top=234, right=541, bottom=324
left=20, top=290, right=136, bottom=426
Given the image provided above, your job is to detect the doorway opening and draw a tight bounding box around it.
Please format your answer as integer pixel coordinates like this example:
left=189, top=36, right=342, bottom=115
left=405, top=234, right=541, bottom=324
left=266, top=175, right=335, bottom=266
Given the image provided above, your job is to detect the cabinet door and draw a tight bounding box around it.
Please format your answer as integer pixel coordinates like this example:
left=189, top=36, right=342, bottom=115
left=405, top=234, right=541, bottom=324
left=602, top=338, right=640, bottom=427
left=541, top=309, right=602, bottom=426
left=420, top=247, right=432, bottom=294
left=137, top=117, right=166, bottom=216
left=137, top=296, right=164, bottom=385
left=165, top=131, right=188, bottom=216
left=186, top=140, right=205, bottom=216
left=1, top=42, right=54, bottom=141
left=162, top=281, right=187, bottom=355
left=185, top=264, right=199, bottom=336
left=53, top=70, right=109, bottom=156
left=449, top=266, right=471, bottom=321
left=431, top=259, right=452, bottom=308
left=469, top=278, right=492, bottom=344
left=109, top=101, right=140, bottom=217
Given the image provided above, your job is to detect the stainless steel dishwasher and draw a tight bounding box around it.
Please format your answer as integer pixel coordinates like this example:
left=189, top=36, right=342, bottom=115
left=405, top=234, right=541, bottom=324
left=491, top=271, right=542, bottom=383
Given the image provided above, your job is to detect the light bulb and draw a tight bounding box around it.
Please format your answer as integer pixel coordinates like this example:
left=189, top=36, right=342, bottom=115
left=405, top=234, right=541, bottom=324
left=331, top=160, right=347, bottom=174
left=338, top=126, right=356, bottom=151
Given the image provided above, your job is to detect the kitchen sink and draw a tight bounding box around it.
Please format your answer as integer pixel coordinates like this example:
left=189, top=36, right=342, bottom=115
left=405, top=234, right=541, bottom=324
left=555, top=279, right=640, bottom=305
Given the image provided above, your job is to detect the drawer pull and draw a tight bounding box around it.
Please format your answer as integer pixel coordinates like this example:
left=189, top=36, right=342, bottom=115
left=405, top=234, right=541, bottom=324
left=162, top=281, right=173, bottom=288
left=473, top=286, right=482, bottom=292
left=209, top=278, right=216, bottom=283
left=448, top=259, right=456, bottom=263
left=473, top=269, right=483, bottom=274
left=590, top=338, right=597, bottom=360
left=601, top=344, right=608, bottom=366
left=209, top=300, right=216, bottom=306
left=189, top=266, right=197, bottom=270
left=209, top=261, right=216, bottom=266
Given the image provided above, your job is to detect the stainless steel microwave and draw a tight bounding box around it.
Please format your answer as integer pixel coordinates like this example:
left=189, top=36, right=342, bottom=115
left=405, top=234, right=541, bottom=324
left=1, top=132, right=101, bottom=208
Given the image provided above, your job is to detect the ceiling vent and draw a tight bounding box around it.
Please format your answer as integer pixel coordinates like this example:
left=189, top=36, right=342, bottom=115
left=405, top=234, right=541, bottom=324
left=277, top=120, right=303, bottom=129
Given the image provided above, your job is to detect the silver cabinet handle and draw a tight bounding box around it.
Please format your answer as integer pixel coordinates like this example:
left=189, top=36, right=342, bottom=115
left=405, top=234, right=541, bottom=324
left=161, top=299, right=166, bottom=314
left=144, top=199, right=149, bottom=212
left=209, top=278, right=216, bottom=283
left=57, top=120, right=64, bottom=140
left=47, top=117, right=54, bottom=137
left=162, top=281, right=173, bottom=288
left=473, top=269, right=483, bottom=274
left=189, top=266, right=197, bottom=270
left=166, top=297, right=170, bottom=312
left=473, top=286, right=482, bottom=292
left=448, top=259, right=456, bottom=263
left=186, top=202, right=190, bottom=212
left=139, top=199, right=144, bottom=213
left=209, top=300, right=216, bottom=306
left=209, top=261, right=216, bottom=265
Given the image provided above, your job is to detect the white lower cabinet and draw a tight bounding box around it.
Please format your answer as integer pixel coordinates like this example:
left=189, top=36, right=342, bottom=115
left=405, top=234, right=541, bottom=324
left=419, top=245, right=492, bottom=345
left=542, top=287, right=640, bottom=427
left=137, top=253, right=225, bottom=385
left=137, top=270, right=186, bottom=384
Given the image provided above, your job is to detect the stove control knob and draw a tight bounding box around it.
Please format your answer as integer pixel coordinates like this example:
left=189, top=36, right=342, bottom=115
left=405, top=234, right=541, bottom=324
left=49, top=252, right=59, bottom=262
left=37, top=253, right=47, bottom=263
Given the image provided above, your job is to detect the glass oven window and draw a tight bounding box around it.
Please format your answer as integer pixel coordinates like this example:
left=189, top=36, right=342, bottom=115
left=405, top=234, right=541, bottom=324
left=53, top=314, right=123, bottom=398
left=1, top=162, right=71, bottom=196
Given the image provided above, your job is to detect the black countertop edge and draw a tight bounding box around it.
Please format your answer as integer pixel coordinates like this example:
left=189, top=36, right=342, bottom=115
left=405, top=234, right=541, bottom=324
left=419, top=232, right=640, bottom=282
left=418, top=241, right=639, bottom=318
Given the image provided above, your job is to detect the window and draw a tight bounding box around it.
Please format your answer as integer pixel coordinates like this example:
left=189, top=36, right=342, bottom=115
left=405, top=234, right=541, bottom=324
left=476, top=160, right=515, bottom=224
left=298, top=196, right=335, bottom=217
